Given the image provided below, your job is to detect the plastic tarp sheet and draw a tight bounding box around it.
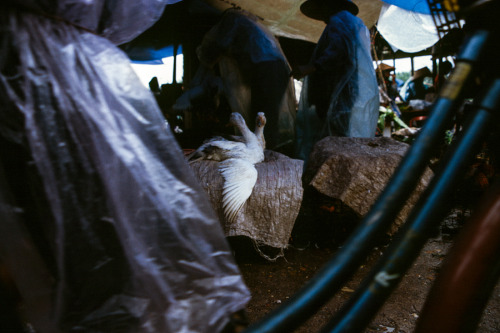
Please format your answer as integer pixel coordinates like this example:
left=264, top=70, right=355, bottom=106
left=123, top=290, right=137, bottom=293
left=5, top=0, right=181, bottom=45
left=377, top=3, right=439, bottom=53
left=0, top=2, right=250, bottom=332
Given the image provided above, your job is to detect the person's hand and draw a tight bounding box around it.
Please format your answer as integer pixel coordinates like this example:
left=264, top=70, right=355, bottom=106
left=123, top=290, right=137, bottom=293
left=172, top=91, right=193, bottom=111
left=173, top=86, right=208, bottom=111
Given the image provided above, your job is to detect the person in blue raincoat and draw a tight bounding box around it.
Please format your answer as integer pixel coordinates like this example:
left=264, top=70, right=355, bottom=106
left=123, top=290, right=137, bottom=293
left=175, top=8, right=296, bottom=154
left=291, top=0, right=379, bottom=162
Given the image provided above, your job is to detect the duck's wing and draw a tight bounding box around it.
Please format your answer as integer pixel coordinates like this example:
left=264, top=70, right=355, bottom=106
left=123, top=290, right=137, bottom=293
left=219, top=158, right=258, bottom=223
left=188, top=140, right=246, bottom=163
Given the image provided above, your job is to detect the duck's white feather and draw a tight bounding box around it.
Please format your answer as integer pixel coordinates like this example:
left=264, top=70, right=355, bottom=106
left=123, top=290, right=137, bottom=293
left=219, top=158, right=258, bottom=223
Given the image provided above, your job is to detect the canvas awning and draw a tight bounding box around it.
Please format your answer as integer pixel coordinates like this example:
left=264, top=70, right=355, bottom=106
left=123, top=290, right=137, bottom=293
left=200, top=0, right=444, bottom=54
left=201, top=0, right=385, bottom=43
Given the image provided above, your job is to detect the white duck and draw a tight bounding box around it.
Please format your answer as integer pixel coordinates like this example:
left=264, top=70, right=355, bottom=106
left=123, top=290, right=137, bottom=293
left=187, top=112, right=265, bottom=163
left=188, top=112, right=266, bottom=222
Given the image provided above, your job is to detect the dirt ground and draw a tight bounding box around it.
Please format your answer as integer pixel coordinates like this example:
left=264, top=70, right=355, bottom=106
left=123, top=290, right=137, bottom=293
left=230, top=207, right=500, bottom=333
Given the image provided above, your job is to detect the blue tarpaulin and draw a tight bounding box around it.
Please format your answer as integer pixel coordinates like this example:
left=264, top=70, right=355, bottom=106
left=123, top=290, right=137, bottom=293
left=128, top=45, right=183, bottom=64
left=381, top=0, right=432, bottom=14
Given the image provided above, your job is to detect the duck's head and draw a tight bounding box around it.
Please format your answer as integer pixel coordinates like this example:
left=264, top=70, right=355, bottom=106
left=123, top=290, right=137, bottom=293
left=229, top=112, right=243, bottom=122
left=229, top=112, right=245, bottom=126
left=256, top=112, right=266, bottom=128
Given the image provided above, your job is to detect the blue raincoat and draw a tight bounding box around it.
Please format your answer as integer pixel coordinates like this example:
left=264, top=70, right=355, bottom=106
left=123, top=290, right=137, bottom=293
left=295, top=10, right=379, bottom=162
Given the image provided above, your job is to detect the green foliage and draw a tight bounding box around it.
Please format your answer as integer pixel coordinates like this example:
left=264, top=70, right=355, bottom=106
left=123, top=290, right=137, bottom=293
left=378, top=106, right=409, bottom=133
left=396, top=72, right=411, bottom=83
left=444, top=129, right=455, bottom=145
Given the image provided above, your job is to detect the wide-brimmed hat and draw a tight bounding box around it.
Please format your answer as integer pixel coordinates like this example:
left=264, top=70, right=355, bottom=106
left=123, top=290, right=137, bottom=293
left=300, top=0, right=359, bottom=21
left=377, top=63, right=395, bottom=73
left=412, top=67, right=432, bottom=80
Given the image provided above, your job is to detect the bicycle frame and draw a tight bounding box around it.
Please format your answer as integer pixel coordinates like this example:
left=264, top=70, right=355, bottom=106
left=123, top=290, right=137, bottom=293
left=244, top=1, right=500, bottom=332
